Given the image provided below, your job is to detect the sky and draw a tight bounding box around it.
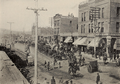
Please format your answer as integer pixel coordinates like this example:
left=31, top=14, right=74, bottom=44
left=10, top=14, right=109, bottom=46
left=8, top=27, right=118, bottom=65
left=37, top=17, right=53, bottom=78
left=0, top=0, right=85, bottom=32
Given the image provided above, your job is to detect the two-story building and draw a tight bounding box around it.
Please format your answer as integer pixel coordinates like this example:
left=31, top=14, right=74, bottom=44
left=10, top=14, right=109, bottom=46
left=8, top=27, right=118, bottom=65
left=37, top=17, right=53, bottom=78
left=77, top=0, right=120, bottom=57
left=53, top=14, right=78, bottom=44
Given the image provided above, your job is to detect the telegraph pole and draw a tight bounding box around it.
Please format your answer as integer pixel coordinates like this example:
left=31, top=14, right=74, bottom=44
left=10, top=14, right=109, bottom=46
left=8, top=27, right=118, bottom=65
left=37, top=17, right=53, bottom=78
left=26, top=1, right=47, bottom=84
left=7, top=22, right=14, bottom=50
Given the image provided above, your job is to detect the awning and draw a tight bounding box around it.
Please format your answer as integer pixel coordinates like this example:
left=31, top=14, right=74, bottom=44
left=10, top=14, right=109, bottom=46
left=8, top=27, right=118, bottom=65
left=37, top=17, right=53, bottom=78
left=73, top=37, right=93, bottom=46
left=64, top=37, right=73, bottom=43
left=75, top=37, right=87, bottom=45
left=73, top=37, right=82, bottom=45
left=88, top=37, right=101, bottom=47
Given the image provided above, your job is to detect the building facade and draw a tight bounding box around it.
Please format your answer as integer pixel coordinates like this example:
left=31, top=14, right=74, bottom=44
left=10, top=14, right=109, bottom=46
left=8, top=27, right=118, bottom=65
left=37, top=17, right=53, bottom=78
left=78, top=0, right=120, bottom=57
left=53, top=14, right=78, bottom=43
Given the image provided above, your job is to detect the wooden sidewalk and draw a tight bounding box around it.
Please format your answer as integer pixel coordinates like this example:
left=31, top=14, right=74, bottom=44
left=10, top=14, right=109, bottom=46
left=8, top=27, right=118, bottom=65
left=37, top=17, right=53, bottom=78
left=0, top=51, right=29, bottom=84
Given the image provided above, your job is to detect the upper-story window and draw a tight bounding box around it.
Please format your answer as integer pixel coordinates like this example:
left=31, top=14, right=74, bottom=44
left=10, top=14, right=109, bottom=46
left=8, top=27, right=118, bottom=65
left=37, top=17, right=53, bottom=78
left=84, top=12, right=86, bottom=21
left=57, top=20, right=59, bottom=26
left=102, top=8, right=104, bottom=18
left=117, top=7, right=120, bottom=17
left=81, top=13, right=83, bottom=21
left=81, top=25, right=83, bottom=33
left=84, top=24, right=85, bottom=33
left=88, top=24, right=90, bottom=33
left=54, top=21, right=56, bottom=26
left=101, top=22, right=104, bottom=32
left=91, top=23, right=93, bottom=33
left=57, top=28, right=59, bottom=34
left=116, top=22, right=119, bottom=32
left=98, top=22, right=100, bottom=32
left=77, top=24, right=78, bottom=30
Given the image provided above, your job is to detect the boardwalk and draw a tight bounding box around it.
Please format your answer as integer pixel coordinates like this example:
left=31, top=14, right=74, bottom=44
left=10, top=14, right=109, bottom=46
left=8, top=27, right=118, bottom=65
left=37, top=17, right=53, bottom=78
left=0, top=51, right=29, bottom=84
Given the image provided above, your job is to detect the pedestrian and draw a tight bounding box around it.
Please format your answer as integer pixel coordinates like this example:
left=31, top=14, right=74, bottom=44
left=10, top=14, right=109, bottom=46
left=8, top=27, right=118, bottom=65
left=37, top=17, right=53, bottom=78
left=117, top=53, right=119, bottom=59
left=43, top=78, right=47, bottom=84
left=54, top=57, right=57, bottom=66
left=59, top=77, right=64, bottom=84
left=59, top=62, right=61, bottom=68
left=48, top=62, right=50, bottom=71
left=70, top=80, right=73, bottom=84
left=51, top=76, right=56, bottom=84
left=65, top=81, right=69, bottom=84
left=82, top=57, right=85, bottom=65
left=114, top=51, right=116, bottom=60
left=79, top=57, right=82, bottom=66
left=103, top=56, right=107, bottom=64
left=96, top=73, right=100, bottom=84
left=44, top=61, right=47, bottom=68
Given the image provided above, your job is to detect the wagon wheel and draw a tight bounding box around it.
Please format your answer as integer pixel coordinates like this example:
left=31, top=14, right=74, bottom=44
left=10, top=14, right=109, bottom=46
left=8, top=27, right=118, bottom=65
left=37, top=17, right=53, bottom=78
left=87, top=64, right=93, bottom=73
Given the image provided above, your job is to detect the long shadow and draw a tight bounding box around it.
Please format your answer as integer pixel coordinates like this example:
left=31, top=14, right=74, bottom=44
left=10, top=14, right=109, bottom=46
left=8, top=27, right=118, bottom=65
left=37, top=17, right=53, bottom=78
left=5, top=48, right=27, bottom=68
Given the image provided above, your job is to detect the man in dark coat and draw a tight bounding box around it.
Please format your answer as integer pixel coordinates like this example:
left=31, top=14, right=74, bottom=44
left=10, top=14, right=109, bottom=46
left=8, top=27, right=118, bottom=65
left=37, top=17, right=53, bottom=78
left=96, top=73, right=100, bottom=84
left=51, top=76, right=56, bottom=84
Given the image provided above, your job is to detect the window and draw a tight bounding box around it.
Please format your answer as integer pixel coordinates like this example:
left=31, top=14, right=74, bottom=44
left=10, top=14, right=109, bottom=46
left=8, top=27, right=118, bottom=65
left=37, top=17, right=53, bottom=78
left=88, top=24, right=90, bottom=33
left=98, top=22, right=100, bottom=32
left=91, top=23, right=93, bottom=33
left=116, top=22, right=119, bottom=32
left=57, top=20, right=59, bottom=26
left=89, top=11, right=92, bottom=20
left=84, top=12, right=86, bottom=21
left=81, top=13, right=83, bottom=21
left=81, top=25, right=83, bottom=33
left=101, top=22, right=104, bottom=32
left=117, top=7, right=120, bottom=17
left=91, top=28, right=93, bottom=33
left=84, top=24, right=85, bottom=33
left=77, top=24, right=78, bottom=30
left=57, top=28, right=59, bottom=34
left=102, top=8, right=104, bottom=18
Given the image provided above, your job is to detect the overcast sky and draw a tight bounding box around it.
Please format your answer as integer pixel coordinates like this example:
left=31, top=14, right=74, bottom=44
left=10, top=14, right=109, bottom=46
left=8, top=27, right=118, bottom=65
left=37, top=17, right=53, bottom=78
left=0, top=0, right=85, bottom=32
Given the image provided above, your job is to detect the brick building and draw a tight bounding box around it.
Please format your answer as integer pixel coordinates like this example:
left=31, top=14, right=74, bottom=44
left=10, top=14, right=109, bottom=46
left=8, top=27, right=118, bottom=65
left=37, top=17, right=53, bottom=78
left=77, top=0, right=120, bottom=57
left=53, top=14, right=78, bottom=43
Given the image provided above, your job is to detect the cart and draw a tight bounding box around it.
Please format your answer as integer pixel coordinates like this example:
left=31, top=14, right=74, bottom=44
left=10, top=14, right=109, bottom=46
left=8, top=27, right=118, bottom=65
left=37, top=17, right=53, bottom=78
left=27, top=55, right=34, bottom=66
left=87, top=60, right=98, bottom=73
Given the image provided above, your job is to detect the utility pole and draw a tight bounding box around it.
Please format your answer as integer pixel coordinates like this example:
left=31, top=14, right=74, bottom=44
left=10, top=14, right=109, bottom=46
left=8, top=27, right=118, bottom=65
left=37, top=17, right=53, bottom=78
left=7, top=22, right=14, bottom=50
left=26, top=1, right=47, bottom=84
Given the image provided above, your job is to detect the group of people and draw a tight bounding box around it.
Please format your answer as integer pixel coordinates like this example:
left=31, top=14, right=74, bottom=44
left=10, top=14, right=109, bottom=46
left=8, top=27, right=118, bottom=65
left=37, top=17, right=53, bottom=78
left=42, top=76, right=75, bottom=84
left=42, top=73, right=101, bottom=84
left=44, top=59, right=61, bottom=71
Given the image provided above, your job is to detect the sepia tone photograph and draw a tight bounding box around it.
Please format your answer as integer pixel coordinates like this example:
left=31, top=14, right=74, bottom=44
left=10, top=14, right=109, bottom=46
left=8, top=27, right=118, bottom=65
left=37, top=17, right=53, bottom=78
left=0, top=0, right=120, bottom=84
